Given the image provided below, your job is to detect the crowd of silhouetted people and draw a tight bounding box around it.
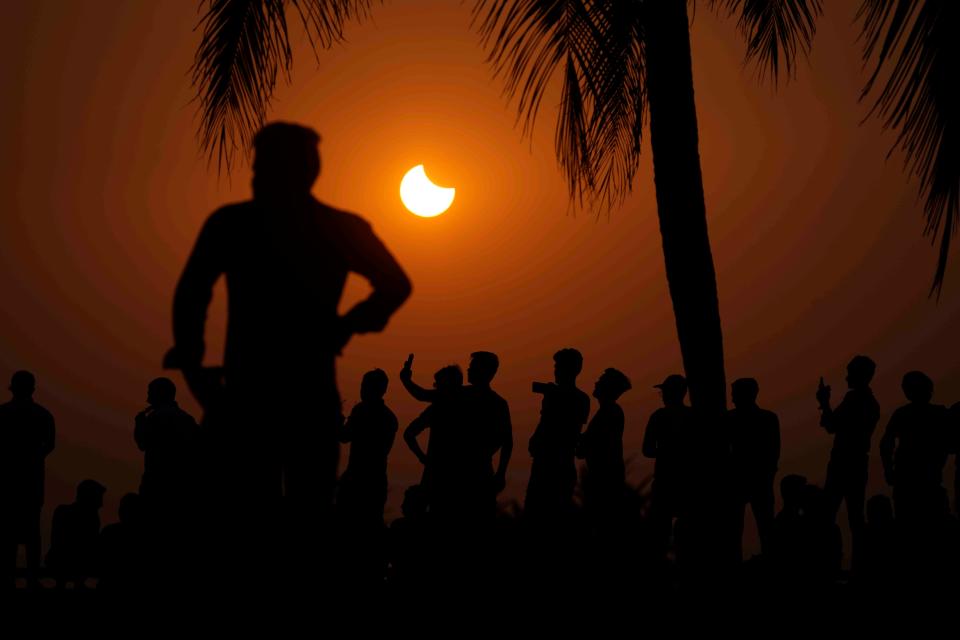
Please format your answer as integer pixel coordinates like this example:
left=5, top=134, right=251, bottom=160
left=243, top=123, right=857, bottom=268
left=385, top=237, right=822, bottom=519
left=5, top=122, right=960, bottom=599
left=4, top=353, right=960, bottom=596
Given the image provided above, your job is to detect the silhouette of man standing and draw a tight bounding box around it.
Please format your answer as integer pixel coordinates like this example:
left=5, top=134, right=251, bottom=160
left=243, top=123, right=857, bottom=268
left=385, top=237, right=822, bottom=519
left=879, top=371, right=949, bottom=523
left=817, top=355, right=880, bottom=542
left=135, top=377, right=199, bottom=510
left=725, top=377, right=780, bottom=558
left=524, top=348, right=591, bottom=520
left=164, top=123, right=411, bottom=544
left=577, top=368, right=632, bottom=527
left=338, top=369, right=398, bottom=527
left=400, top=352, right=513, bottom=523
left=1, top=371, right=55, bottom=590
left=643, top=374, right=695, bottom=553
left=402, top=361, right=464, bottom=514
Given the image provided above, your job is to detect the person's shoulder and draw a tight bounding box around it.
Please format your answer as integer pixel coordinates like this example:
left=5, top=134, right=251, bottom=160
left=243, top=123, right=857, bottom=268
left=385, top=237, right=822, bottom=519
left=760, top=407, right=779, bottom=422
left=317, top=202, right=374, bottom=232
left=201, top=201, right=255, bottom=231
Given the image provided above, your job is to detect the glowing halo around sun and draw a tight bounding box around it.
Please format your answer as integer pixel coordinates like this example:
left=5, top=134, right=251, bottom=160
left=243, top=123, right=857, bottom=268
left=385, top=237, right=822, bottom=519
left=400, top=165, right=455, bottom=217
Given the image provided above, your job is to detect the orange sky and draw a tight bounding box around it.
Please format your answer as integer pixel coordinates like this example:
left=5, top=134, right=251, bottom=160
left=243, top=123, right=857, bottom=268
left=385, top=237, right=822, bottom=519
left=2, top=2, right=959, bottom=554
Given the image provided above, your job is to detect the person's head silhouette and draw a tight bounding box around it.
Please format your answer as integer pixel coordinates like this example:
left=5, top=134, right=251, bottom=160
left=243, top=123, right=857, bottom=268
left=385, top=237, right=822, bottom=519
left=360, top=368, right=389, bottom=402
left=468, top=351, right=499, bottom=386
left=845, top=355, right=876, bottom=390
left=76, top=479, right=106, bottom=510
left=594, top=368, right=632, bottom=403
left=553, top=348, right=583, bottom=386
left=147, top=377, right=177, bottom=406
left=433, top=365, right=463, bottom=392
left=9, top=370, right=36, bottom=400
left=251, top=122, right=322, bottom=201
left=731, top=377, right=760, bottom=409
left=900, top=370, right=933, bottom=404
left=654, top=374, right=687, bottom=407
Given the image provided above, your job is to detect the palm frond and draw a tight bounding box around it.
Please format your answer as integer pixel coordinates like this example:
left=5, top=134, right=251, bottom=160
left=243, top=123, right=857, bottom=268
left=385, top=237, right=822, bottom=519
left=192, top=0, right=292, bottom=173
left=474, top=0, right=645, bottom=208
left=192, top=0, right=377, bottom=172
left=291, top=0, right=376, bottom=58
left=712, top=0, right=823, bottom=86
left=858, top=0, right=960, bottom=294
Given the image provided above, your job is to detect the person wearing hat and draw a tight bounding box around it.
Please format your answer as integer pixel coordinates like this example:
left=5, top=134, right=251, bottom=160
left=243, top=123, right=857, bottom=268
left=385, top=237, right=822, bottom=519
left=725, top=377, right=780, bottom=558
left=0, top=370, right=55, bottom=590
left=879, top=371, right=950, bottom=523
left=643, top=373, right=695, bottom=554
left=46, top=479, right=106, bottom=589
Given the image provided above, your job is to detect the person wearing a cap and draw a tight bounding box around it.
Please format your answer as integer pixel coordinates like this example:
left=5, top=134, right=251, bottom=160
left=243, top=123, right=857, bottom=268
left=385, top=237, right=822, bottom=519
left=46, top=479, right=106, bottom=589
left=816, top=355, right=880, bottom=544
left=1, top=370, right=55, bottom=590
left=878, top=371, right=950, bottom=523
left=725, top=377, right=780, bottom=558
left=643, top=373, right=695, bottom=554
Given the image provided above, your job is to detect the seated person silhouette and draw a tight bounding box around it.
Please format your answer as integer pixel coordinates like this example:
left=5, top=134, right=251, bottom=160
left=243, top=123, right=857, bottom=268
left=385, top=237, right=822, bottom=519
left=46, top=479, right=106, bottom=589
left=524, top=348, right=591, bottom=521
left=725, top=377, right=780, bottom=558
left=400, top=351, right=513, bottom=523
left=163, top=122, right=412, bottom=543
left=97, top=492, right=145, bottom=592
left=337, top=369, right=398, bottom=527
left=642, top=373, right=695, bottom=551
left=401, top=359, right=464, bottom=513
left=135, top=377, right=200, bottom=512
left=817, top=355, right=880, bottom=539
left=577, top=368, right=632, bottom=526
left=879, top=371, right=950, bottom=524
left=0, top=370, right=55, bottom=590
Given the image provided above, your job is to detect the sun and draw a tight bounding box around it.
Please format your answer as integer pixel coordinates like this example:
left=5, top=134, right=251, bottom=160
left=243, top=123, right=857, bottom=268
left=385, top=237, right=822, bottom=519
left=400, top=165, right=455, bottom=217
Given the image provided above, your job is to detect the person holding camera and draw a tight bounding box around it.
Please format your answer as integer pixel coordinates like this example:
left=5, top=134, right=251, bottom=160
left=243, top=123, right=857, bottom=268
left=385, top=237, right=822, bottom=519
left=523, top=348, right=591, bottom=521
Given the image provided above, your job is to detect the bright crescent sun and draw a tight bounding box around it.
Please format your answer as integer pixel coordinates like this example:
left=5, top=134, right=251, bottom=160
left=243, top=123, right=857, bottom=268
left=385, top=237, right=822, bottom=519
left=400, top=165, right=455, bottom=217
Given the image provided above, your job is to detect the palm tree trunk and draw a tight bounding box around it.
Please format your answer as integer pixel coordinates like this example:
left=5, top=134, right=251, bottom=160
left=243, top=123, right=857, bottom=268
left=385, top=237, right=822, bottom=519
left=644, top=0, right=726, bottom=414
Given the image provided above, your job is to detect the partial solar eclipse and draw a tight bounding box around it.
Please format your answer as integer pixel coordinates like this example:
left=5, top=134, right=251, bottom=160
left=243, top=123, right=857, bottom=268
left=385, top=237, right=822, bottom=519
left=400, top=164, right=455, bottom=217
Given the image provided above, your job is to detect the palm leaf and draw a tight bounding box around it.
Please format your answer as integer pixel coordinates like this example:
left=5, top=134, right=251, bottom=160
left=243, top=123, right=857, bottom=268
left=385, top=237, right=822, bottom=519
left=713, top=0, right=823, bottom=86
left=192, top=0, right=376, bottom=172
left=474, top=0, right=646, bottom=209
left=858, top=0, right=960, bottom=294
